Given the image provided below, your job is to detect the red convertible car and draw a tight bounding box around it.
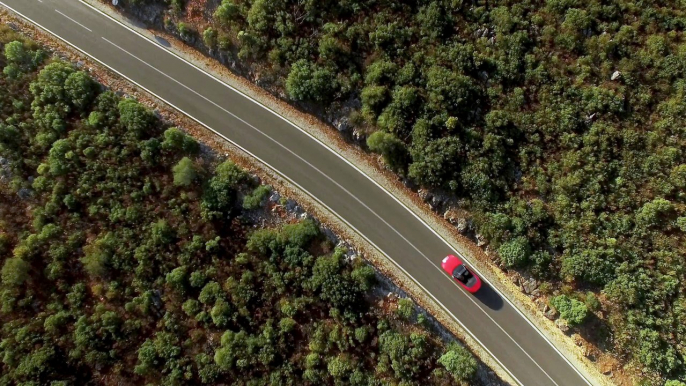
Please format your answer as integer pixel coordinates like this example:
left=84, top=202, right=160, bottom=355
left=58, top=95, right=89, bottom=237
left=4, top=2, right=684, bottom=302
left=441, top=254, right=482, bottom=293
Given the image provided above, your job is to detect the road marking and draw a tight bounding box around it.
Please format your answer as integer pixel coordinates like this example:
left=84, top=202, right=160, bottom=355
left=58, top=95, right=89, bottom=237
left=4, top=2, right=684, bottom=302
left=103, top=35, right=557, bottom=385
left=2, top=1, right=592, bottom=384
left=84, top=6, right=593, bottom=385
left=54, top=9, right=91, bottom=32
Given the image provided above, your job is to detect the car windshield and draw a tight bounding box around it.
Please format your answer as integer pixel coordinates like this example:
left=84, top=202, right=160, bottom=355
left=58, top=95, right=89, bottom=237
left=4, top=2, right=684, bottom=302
left=452, top=265, right=472, bottom=284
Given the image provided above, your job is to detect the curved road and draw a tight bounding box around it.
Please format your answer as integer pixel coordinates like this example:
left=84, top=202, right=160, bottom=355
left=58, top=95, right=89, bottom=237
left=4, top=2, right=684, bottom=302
left=1, top=1, right=591, bottom=385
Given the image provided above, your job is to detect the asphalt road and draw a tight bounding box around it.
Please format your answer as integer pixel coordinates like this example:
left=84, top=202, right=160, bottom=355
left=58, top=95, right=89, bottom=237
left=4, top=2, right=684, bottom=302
left=1, top=1, right=592, bottom=385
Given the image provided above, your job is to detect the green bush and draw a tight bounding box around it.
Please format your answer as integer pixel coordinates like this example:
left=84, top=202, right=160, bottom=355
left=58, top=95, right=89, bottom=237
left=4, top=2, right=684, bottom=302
left=172, top=157, right=198, bottom=187
left=395, top=298, right=414, bottom=320
left=550, top=295, right=588, bottom=326
left=367, top=131, right=408, bottom=174
left=497, top=237, right=531, bottom=267
left=242, top=185, right=271, bottom=210
left=286, top=60, right=338, bottom=101
left=437, top=343, right=477, bottom=382
left=1, top=258, right=29, bottom=286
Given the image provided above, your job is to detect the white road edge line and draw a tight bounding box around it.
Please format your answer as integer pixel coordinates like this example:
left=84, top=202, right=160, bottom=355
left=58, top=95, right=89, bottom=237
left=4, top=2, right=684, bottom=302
left=5, top=1, right=592, bottom=384
left=83, top=5, right=592, bottom=384
left=0, top=3, right=523, bottom=384
left=54, top=9, right=92, bottom=32
left=102, top=34, right=560, bottom=386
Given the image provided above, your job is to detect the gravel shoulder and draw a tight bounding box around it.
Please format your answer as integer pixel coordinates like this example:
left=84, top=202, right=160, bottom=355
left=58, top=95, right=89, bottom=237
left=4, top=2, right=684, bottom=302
left=43, top=2, right=613, bottom=385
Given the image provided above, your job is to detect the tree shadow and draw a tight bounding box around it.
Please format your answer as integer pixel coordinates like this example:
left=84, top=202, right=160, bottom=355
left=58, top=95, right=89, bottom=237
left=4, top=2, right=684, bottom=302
left=575, top=311, right=612, bottom=353
left=154, top=35, right=171, bottom=48
left=474, top=283, right=504, bottom=310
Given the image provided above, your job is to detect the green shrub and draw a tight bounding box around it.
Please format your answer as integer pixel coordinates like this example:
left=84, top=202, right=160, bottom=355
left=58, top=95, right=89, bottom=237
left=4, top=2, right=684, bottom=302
left=172, top=157, right=198, bottom=187
left=437, top=343, right=477, bottom=382
left=550, top=295, right=588, bottom=326
left=243, top=185, right=271, bottom=210
left=497, top=237, right=531, bottom=267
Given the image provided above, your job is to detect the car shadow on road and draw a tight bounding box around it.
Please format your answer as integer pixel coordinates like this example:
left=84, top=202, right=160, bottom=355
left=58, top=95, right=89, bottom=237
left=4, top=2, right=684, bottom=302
left=154, top=35, right=171, bottom=47
left=475, top=284, right=504, bottom=310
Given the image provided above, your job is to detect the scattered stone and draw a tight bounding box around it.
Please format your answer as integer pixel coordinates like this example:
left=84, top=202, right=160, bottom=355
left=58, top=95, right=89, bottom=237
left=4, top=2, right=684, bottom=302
left=418, top=189, right=432, bottom=203
left=269, top=191, right=281, bottom=203
left=611, top=70, right=621, bottom=81
left=17, top=188, right=33, bottom=200
left=430, top=194, right=447, bottom=209
left=351, top=128, right=365, bottom=142
left=284, top=199, right=298, bottom=212
left=522, top=278, right=539, bottom=295
left=555, top=318, right=570, bottom=333
left=475, top=233, right=488, bottom=247
left=545, top=308, right=557, bottom=320
left=537, top=300, right=548, bottom=314
left=321, top=226, right=338, bottom=243
left=457, top=218, right=468, bottom=233
left=333, top=116, right=351, bottom=132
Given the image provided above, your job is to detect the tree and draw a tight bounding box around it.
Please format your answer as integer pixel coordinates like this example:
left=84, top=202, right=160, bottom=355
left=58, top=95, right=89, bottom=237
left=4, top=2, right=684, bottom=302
left=203, top=27, right=218, bottom=49
left=286, top=60, right=337, bottom=101
left=243, top=185, right=271, bottom=210
left=1, top=258, right=30, bottom=287
left=118, top=98, right=155, bottom=138
left=4, top=41, right=29, bottom=65
left=308, top=251, right=361, bottom=311
left=550, top=295, right=588, bottom=326
left=327, top=354, right=353, bottom=379
left=367, top=131, right=408, bottom=173
left=166, top=266, right=188, bottom=293
left=497, top=237, right=531, bottom=267
left=172, top=157, right=198, bottom=187
left=438, top=343, right=477, bottom=382
left=416, top=1, right=450, bottom=40
left=635, top=198, right=674, bottom=228
left=396, top=298, right=414, bottom=320
left=47, top=139, right=73, bottom=176
left=409, top=137, right=463, bottom=188
left=64, top=71, right=97, bottom=112
left=202, top=160, right=247, bottom=219
left=214, top=0, right=240, bottom=26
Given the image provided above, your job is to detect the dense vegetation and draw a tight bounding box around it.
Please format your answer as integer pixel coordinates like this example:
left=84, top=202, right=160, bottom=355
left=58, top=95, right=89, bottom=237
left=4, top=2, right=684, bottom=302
left=118, top=0, right=686, bottom=382
left=0, top=28, right=479, bottom=385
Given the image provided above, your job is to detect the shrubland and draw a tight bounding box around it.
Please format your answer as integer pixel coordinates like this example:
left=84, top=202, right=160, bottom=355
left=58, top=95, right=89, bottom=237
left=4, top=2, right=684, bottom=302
left=113, top=0, right=686, bottom=382
left=0, top=27, right=479, bottom=385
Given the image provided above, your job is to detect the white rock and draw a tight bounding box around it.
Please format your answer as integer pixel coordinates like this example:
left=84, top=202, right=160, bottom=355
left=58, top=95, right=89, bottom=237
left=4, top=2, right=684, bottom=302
left=611, top=71, right=621, bottom=80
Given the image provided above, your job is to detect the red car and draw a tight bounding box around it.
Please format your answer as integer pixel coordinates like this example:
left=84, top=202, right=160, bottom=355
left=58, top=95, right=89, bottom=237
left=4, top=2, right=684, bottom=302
left=441, top=254, right=482, bottom=293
